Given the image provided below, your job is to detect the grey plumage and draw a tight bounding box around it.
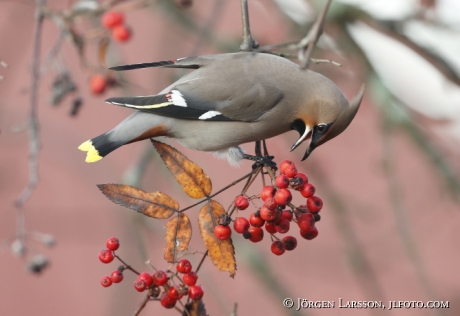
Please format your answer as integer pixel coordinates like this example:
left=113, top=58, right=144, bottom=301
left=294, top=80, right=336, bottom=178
left=79, top=52, right=364, bottom=165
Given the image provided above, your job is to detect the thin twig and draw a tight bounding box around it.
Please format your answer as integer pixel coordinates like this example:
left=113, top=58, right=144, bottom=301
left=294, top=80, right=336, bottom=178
left=133, top=294, right=150, bottom=316
left=115, top=254, right=141, bottom=275
left=239, top=0, right=258, bottom=51
left=298, top=0, right=332, bottom=69
left=14, top=0, right=46, bottom=246
left=310, top=58, right=341, bottom=66
left=179, top=168, right=259, bottom=213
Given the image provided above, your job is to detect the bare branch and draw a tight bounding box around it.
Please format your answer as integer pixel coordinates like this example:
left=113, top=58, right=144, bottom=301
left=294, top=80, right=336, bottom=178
left=239, top=0, right=258, bottom=51
left=298, top=0, right=332, bottom=69
left=310, top=58, right=341, bottom=67
left=15, top=0, right=46, bottom=242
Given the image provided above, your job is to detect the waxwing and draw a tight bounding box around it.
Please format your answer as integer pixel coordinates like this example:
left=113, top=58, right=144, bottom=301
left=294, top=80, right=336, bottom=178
left=79, top=52, right=364, bottom=165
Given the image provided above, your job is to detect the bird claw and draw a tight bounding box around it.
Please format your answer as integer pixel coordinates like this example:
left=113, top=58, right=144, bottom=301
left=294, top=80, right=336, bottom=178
left=243, top=154, right=277, bottom=171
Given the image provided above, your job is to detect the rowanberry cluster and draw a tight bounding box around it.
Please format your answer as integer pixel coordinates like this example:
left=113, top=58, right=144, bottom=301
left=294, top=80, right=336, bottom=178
left=89, top=11, right=132, bottom=96
left=213, top=160, right=323, bottom=256
left=98, top=238, right=204, bottom=309
left=101, top=11, right=131, bottom=42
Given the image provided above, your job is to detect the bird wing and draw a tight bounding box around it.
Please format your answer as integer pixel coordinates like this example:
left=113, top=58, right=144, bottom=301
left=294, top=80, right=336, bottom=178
left=106, top=84, right=283, bottom=122
left=109, top=56, right=210, bottom=71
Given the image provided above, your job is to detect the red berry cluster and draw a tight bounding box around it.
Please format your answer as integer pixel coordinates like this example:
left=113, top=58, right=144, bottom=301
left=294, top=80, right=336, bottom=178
left=98, top=239, right=204, bottom=309
left=217, top=160, right=323, bottom=255
left=99, top=237, right=123, bottom=287
left=101, top=10, right=131, bottom=42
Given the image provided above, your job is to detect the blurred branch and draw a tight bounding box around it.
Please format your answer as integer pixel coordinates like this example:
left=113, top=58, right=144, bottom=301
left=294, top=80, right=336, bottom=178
left=189, top=0, right=226, bottom=56
left=257, top=0, right=337, bottom=68
left=306, top=164, right=387, bottom=314
left=239, top=0, right=258, bottom=51
left=370, top=76, right=460, bottom=200
left=297, top=0, right=331, bottom=68
left=380, top=117, right=446, bottom=316
left=14, top=0, right=46, bottom=245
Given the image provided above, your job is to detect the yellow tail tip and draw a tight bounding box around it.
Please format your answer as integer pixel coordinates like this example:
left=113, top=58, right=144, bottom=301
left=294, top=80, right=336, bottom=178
left=78, top=140, right=93, bottom=152
left=85, top=148, right=103, bottom=163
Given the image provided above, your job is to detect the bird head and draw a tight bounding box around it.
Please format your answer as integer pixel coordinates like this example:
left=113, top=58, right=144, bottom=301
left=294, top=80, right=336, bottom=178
left=290, top=84, right=365, bottom=160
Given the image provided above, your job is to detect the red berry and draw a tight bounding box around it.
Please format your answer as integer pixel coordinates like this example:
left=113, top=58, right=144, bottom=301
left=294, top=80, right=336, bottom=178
left=106, top=237, right=120, bottom=251
left=271, top=240, right=285, bottom=256
left=300, top=225, right=318, bottom=240
left=249, top=212, right=265, bottom=228
left=101, top=276, right=112, bottom=287
left=138, top=272, right=153, bottom=287
left=134, top=280, right=146, bottom=292
left=233, top=217, right=250, bottom=234
left=264, top=197, right=278, bottom=210
left=265, top=221, right=277, bottom=234
left=90, top=74, right=107, bottom=95
left=214, top=225, right=232, bottom=240
left=275, top=218, right=290, bottom=234
left=279, top=160, right=295, bottom=174
left=152, top=270, right=168, bottom=286
left=112, top=25, right=131, bottom=42
left=99, top=249, right=114, bottom=264
left=102, top=11, right=124, bottom=29
left=260, top=206, right=278, bottom=221
left=297, top=213, right=315, bottom=231
left=176, top=259, right=192, bottom=274
left=300, top=183, right=316, bottom=198
left=281, top=209, right=293, bottom=221
left=274, top=188, right=292, bottom=206
left=275, top=174, right=289, bottom=189
left=293, top=173, right=308, bottom=190
left=168, top=285, right=185, bottom=300
left=160, top=293, right=177, bottom=309
left=183, top=272, right=198, bottom=286
left=248, top=226, right=264, bottom=242
left=234, top=196, right=249, bottom=210
left=110, top=270, right=124, bottom=283
left=283, top=165, right=298, bottom=178
left=260, top=186, right=276, bottom=201
left=188, top=285, right=204, bottom=300
left=307, top=196, right=323, bottom=213
left=282, top=236, right=297, bottom=250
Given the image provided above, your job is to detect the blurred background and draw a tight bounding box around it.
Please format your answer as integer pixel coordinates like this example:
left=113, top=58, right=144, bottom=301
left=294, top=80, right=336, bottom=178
left=1, top=0, right=459, bottom=315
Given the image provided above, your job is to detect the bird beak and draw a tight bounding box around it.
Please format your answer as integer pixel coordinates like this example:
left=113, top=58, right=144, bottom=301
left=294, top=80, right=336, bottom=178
left=290, top=126, right=313, bottom=158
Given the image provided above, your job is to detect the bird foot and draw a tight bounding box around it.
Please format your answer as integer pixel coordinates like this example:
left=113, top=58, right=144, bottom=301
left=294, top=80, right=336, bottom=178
left=243, top=154, right=277, bottom=171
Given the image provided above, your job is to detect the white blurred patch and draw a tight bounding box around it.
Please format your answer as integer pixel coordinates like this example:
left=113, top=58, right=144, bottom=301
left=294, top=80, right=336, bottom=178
left=337, top=0, right=417, bottom=20
left=347, top=21, right=460, bottom=121
left=403, top=21, right=460, bottom=77
left=271, top=0, right=314, bottom=25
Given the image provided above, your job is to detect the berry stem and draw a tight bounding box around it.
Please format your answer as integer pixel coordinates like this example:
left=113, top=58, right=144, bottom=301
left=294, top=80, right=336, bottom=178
left=133, top=294, right=150, bottom=316
left=114, top=254, right=140, bottom=275
left=195, top=250, right=209, bottom=274
left=179, top=168, right=260, bottom=214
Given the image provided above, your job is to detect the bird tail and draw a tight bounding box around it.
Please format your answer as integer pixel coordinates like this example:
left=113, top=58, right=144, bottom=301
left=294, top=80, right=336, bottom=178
left=78, top=133, right=126, bottom=163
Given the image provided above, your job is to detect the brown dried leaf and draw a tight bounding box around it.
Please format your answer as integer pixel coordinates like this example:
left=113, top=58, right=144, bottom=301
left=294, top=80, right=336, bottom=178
left=97, top=184, right=178, bottom=219
left=198, top=200, right=236, bottom=277
left=164, top=213, right=192, bottom=263
left=183, top=299, right=208, bottom=316
left=152, top=140, right=212, bottom=199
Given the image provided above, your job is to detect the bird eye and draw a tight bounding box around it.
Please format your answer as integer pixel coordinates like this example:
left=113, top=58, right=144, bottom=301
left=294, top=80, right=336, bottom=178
left=317, top=124, right=327, bottom=133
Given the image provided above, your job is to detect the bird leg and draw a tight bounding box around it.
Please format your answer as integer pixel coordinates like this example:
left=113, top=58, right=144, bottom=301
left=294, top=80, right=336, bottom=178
left=243, top=153, right=277, bottom=171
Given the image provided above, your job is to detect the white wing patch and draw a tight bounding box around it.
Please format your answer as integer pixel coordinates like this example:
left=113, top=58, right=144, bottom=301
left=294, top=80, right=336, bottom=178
left=170, top=90, right=187, bottom=107
left=199, top=110, right=222, bottom=120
